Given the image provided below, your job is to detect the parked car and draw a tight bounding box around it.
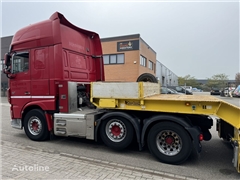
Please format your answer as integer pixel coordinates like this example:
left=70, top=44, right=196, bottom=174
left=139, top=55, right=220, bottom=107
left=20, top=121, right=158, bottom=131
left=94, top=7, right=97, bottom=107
left=160, top=87, right=183, bottom=94
left=210, top=87, right=220, bottom=95
left=167, top=86, right=193, bottom=95
left=192, top=87, right=203, bottom=92
left=169, top=88, right=185, bottom=94
left=220, top=88, right=226, bottom=96
left=181, top=86, right=192, bottom=93
left=161, top=87, right=177, bottom=94
left=220, top=87, right=235, bottom=97
left=232, top=85, right=240, bottom=97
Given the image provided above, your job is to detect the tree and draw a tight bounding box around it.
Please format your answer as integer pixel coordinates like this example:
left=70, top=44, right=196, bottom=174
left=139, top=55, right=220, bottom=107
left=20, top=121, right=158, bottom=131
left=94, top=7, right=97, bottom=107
left=178, top=76, right=185, bottom=86
left=235, top=73, right=240, bottom=86
left=206, top=73, right=229, bottom=89
left=178, top=75, right=199, bottom=87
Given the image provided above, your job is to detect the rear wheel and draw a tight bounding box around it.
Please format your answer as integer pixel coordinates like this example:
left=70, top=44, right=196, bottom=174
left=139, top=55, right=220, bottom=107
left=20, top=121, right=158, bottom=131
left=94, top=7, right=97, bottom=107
left=24, top=109, right=49, bottom=141
left=100, top=117, right=134, bottom=150
left=147, top=122, right=192, bottom=164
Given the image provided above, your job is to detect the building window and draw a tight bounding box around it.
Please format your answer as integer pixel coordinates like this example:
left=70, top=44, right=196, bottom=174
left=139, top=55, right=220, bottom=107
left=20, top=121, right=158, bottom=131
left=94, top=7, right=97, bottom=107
left=103, top=55, right=109, bottom=64
left=149, top=60, right=153, bottom=70
left=110, top=55, right=117, bottom=64
left=140, top=55, right=146, bottom=67
left=103, top=54, right=124, bottom=64
left=117, top=54, right=124, bottom=63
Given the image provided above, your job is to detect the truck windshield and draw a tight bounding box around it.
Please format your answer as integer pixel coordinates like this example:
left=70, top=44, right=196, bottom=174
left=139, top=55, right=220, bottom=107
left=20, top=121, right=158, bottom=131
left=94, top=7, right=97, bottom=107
left=12, top=52, right=29, bottom=73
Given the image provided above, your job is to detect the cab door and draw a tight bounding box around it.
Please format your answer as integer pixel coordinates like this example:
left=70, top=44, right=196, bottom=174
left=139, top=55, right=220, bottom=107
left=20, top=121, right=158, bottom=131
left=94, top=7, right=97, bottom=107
left=30, top=48, right=49, bottom=97
left=10, top=51, right=31, bottom=118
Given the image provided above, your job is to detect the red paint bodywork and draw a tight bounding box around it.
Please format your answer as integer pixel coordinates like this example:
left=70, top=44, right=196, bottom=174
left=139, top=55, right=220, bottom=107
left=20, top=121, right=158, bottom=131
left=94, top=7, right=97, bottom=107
left=8, top=12, right=105, bottom=130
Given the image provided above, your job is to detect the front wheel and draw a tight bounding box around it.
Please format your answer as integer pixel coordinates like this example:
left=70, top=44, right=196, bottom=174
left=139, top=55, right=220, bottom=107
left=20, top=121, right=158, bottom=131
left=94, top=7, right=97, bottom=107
left=23, top=109, right=49, bottom=141
left=147, top=122, right=192, bottom=165
left=100, top=116, right=134, bottom=150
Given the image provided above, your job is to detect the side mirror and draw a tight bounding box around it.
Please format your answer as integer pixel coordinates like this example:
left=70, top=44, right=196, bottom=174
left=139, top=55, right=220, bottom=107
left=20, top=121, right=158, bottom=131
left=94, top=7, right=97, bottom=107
left=4, top=53, right=11, bottom=66
left=3, top=53, right=11, bottom=75
left=3, top=53, right=15, bottom=78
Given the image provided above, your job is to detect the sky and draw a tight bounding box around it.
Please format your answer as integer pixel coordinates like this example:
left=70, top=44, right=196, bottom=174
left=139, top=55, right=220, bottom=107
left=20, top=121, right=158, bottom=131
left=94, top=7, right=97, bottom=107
left=1, top=0, right=239, bottom=79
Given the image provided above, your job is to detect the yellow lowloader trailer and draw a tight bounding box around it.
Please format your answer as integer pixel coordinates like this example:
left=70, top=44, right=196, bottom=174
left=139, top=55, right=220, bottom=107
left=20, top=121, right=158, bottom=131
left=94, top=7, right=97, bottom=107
left=88, top=82, right=240, bottom=173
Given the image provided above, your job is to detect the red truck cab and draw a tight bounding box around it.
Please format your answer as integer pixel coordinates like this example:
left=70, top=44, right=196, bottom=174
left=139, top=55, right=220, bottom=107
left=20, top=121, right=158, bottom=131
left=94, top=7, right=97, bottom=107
left=4, top=12, right=104, bottom=131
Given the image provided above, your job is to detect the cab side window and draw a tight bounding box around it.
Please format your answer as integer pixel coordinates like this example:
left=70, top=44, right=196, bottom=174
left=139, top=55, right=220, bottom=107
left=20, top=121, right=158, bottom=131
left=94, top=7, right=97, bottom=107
left=12, top=52, right=29, bottom=73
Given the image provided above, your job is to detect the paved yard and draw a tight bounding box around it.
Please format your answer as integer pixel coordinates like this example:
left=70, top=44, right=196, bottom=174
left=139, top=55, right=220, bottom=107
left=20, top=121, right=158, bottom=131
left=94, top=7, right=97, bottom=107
left=1, top=140, right=195, bottom=180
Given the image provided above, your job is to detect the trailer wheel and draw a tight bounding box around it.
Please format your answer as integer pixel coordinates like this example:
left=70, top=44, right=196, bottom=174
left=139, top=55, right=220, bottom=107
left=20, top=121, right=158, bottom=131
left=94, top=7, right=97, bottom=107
left=23, top=109, right=49, bottom=141
left=100, top=117, right=134, bottom=150
left=147, top=122, right=192, bottom=165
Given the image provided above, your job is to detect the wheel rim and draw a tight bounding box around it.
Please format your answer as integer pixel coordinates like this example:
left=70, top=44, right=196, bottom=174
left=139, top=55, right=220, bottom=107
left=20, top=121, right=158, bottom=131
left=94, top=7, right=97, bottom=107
left=156, top=130, right=182, bottom=156
left=105, top=119, right=127, bottom=142
left=28, top=116, right=42, bottom=136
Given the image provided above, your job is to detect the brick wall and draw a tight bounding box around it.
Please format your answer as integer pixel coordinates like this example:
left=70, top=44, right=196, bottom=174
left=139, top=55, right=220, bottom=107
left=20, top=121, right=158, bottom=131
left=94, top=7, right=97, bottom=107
left=139, top=38, right=156, bottom=76
left=101, top=37, right=156, bottom=82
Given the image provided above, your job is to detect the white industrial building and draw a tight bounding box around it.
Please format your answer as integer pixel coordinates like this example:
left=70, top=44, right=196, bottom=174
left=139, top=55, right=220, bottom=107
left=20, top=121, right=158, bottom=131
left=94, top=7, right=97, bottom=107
left=156, top=60, right=178, bottom=86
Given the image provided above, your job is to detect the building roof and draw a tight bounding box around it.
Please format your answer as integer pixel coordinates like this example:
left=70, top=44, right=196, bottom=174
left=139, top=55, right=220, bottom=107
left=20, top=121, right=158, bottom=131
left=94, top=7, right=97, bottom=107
left=100, top=34, right=140, bottom=42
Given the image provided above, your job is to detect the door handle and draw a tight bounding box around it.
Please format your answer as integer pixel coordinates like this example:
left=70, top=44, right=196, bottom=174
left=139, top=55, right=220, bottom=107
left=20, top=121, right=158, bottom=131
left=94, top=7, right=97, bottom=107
left=25, top=92, right=30, bottom=95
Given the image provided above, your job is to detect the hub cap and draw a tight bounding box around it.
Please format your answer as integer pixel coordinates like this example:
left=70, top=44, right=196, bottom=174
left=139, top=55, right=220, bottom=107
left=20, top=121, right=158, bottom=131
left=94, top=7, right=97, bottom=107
left=105, top=119, right=126, bottom=142
left=28, top=116, right=42, bottom=136
left=156, top=130, right=182, bottom=156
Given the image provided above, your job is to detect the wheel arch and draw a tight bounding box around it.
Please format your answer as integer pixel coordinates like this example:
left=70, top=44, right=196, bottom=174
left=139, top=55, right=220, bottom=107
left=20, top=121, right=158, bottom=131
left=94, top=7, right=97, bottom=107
left=95, top=111, right=141, bottom=149
left=142, top=114, right=202, bottom=153
left=22, top=105, right=42, bottom=125
left=22, top=103, right=53, bottom=131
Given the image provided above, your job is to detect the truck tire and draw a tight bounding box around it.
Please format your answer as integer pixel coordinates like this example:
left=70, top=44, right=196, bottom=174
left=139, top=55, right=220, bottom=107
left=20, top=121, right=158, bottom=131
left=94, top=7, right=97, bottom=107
left=147, top=122, right=192, bottom=165
left=136, top=73, right=158, bottom=83
left=23, top=109, right=49, bottom=141
left=100, top=116, right=134, bottom=150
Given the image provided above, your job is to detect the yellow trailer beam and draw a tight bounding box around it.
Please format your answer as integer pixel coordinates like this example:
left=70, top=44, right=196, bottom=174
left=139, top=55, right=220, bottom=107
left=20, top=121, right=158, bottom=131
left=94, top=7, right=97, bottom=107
left=92, top=94, right=240, bottom=135
left=93, top=94, right=240, bottom=127
left=215, top=102, right=240, bottom=128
